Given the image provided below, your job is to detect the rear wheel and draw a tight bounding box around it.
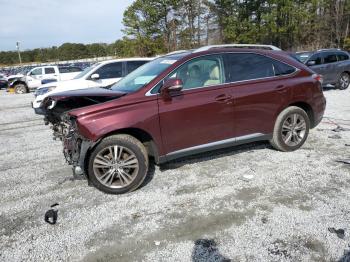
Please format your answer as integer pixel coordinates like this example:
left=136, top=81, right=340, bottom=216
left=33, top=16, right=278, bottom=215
left=14, top=83, right=28, bottom=94
left=88, top=134, right=149, bottom=194
left=336, top=72, right=350, bottom=90
left=270, top=106, right=310, bottom=152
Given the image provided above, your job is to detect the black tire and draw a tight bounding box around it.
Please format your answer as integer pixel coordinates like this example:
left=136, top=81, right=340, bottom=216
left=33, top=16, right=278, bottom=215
left=88, top=134, right=149, bottom=194
left=336, top=72, right=350, bottom=90
left=14, top=83, right=28, bottom=94
left=270, top=106, right=310, bottom=152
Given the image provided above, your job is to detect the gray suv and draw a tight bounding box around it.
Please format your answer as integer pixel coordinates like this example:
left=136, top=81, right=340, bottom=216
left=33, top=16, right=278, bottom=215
left=296, top=49, right=350, bottom=90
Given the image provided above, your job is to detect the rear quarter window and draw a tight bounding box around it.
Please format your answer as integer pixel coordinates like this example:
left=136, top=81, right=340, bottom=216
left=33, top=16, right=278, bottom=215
left=273, top=60, right=296, bottom=76
left=337, top=52, right=349, bottom=61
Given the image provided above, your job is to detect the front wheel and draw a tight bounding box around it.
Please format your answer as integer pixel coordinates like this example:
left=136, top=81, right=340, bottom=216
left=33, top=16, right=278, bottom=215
left=336, top=72, right=350, bottom=90
left=270, top=106, right=310, bottom=152
left=88, top=134, right=149, bottom=194
left=14, top=84, right=28, bottom=94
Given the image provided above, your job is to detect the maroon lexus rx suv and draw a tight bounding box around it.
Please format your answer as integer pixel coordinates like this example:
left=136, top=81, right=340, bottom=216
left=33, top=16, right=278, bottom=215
left=41, top=46, right=326, bottom=194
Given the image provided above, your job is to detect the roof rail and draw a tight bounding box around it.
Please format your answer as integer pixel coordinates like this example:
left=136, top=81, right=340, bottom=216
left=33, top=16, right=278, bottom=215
left=317, top=48, right=342, bottom=52
left=193, top=44, right=281, bottom=53
left=166, top=50, right=190, bottom=55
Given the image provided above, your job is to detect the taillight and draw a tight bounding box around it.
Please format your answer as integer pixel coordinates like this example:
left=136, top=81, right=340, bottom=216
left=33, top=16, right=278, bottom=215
left=312, top=74, right=323, bottom=84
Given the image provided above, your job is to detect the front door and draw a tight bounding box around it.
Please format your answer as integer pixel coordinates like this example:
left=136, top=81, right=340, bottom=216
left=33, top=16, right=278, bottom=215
left=27, top=68, right=43, bottom=88
left=157, top=55, right=235, bottom=156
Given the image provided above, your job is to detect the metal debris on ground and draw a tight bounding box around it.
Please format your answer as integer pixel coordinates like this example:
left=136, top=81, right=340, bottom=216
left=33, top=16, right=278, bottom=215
left=328, top=227, right=345, bottom=239
left=44, top=203, right=59, bottom=225
left=192, top=239, right=231, bottom=262
left=332, top=126, right=350, bottom=132
left=335, top=159, right=350, bottom=165
left=329, top=134, right=342, bottom=139
left=242, top=174, right=254, bottom=181
left=339, top=250, right=350, bottom=262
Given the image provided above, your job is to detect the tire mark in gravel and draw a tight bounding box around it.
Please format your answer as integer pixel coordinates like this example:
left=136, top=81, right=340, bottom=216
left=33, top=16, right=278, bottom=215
left=0, top=104, right=31, bottom=110
left=0, top=118, right=42, bottom=126
left=0, top=123, right=43, bottom=132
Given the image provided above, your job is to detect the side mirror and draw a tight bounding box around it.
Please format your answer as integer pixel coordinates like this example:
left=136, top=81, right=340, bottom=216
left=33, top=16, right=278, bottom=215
left=90, top=73, right=100, bottom=80
left=160, top=78, right=183, bottom=99
left=307, top=60, right=316, bottom=66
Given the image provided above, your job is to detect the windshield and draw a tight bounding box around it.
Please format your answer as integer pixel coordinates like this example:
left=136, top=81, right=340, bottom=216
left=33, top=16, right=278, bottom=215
left=296, top=52, right=313, bottom=63
left=73, top=63, right=99, bottom=79
left=111, top=54, right=188, bottom=92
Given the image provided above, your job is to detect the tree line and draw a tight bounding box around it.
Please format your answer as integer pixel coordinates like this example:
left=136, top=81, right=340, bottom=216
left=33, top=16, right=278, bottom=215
left=1, top=0, right=350, bottom=65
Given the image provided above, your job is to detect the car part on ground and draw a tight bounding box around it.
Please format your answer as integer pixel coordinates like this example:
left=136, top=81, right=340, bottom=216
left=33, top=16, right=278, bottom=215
left=40, top=45, right=326, bottom=194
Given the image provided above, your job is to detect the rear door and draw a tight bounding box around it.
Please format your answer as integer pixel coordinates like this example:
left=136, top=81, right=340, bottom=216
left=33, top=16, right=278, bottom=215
left=43, top=67, right=57, bottom=80
left=158, top=54, right=235, bottom=156
left=88, top=62, right=123, bottom=88
left=322, top=52, right=339, bottom=83
left=223, top=53, right=297, bottom=138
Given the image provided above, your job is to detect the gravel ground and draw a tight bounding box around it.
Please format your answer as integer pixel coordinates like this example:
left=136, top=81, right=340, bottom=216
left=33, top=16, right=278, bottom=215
left=0, top=87, right=349, bottom=262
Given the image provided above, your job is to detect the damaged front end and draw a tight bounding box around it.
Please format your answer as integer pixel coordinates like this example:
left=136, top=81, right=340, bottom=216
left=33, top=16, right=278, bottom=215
left=40, top=89, right=126, bottom=177
left=49, top=112, right=93, bottom=177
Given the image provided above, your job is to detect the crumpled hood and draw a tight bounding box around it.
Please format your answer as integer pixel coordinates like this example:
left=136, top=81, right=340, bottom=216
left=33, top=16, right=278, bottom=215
left=42, top=87, right=127, bottom=120
left=48, top=87, right=125, bottom=99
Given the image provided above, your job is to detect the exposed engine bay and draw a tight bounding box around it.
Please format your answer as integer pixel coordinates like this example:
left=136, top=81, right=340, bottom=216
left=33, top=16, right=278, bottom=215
left=41, top=92, right=124, bottom=174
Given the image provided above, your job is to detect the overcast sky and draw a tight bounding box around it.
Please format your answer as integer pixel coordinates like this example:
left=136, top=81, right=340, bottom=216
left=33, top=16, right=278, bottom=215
left=0, top=0, right=134, bottom=51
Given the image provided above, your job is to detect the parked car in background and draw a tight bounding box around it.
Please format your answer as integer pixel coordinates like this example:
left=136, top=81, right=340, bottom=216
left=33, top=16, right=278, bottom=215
left=40, top=45, right=326, bottom=194
left=296, top=49, right=350, bottom=89
left=10, top=65, right=82, bottom=94
left=32, top=58, right=153, bottom=113
left=0, top=75, right=8, bottom=89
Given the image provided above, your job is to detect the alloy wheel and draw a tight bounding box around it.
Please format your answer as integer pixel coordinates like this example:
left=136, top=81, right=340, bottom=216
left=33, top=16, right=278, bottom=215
left=281, top=113, right=307, bottom=147
left=93, top=145, right=139, bottom=188
left=15, top=85, right=26, bottom=94
left=340, top=74, right=350, bottom=89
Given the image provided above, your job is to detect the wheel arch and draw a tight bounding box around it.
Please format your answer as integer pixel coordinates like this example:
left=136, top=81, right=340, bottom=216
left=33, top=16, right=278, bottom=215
left=83, top=127, right=160, bottom=176
left=288, top=101, right=315, bottom=128
left=12, top=80, right=28, bottom=91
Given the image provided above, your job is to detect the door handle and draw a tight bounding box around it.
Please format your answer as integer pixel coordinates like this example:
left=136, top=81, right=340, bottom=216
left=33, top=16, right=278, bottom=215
left=215, top=94, right=232, bottom=103
left=275, top=85, right=286, bottom=93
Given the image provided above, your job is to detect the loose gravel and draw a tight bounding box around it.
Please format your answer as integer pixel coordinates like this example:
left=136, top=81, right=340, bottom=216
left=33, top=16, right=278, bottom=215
left=0, top=87, right=349, bottom=261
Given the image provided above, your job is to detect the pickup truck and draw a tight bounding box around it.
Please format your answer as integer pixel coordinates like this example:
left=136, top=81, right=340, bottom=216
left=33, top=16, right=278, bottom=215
left=10, top=65, right=82, bottom=94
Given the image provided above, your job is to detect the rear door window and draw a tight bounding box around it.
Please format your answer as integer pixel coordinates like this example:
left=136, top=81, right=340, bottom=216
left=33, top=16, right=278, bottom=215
left=44, top=67, right=55, bottom=74
left=126, top=61, right=148, bottom=74
left=224, top=53, right=276, bottom=82
left=323, top=53, right=338, bottom=64
left=94, top=62, right=122, bottom=79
